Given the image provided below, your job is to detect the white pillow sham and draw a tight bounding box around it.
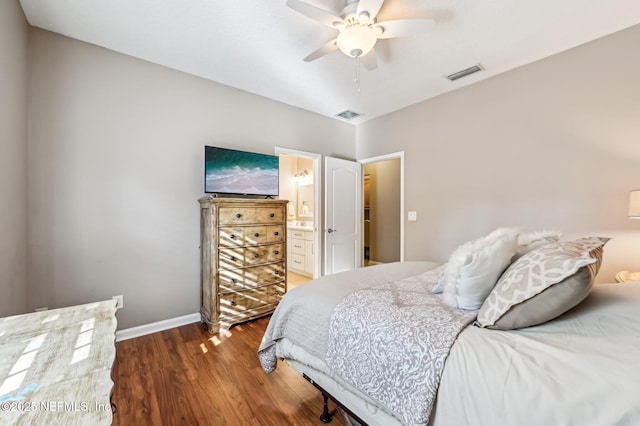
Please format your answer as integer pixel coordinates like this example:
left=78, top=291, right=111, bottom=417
left=442, top=228, right=519, bottom=310
left=513, top=229, right=561, bottom=261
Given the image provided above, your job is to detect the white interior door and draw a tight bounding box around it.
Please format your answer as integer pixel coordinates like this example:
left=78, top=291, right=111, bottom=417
left=324, top=157, right=362, bottom=275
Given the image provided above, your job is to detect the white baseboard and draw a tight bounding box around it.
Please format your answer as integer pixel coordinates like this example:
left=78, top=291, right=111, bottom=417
left=116, top=312, right=200, bottom=342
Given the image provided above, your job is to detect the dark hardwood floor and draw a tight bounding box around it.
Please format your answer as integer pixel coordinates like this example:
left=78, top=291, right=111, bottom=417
left=111, top=316, right=346, bottom=425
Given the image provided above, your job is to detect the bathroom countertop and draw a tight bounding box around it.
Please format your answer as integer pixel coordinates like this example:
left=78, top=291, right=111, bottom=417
left=287, top=224, right=314, bottom=231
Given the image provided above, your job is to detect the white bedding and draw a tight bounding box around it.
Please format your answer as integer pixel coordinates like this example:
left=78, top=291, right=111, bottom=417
left=261, top=262, right=640, bottom=425
left=432, top=280, right=640, bottom=426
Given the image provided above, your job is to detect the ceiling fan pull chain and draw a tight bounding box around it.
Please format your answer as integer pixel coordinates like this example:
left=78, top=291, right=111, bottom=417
left=355, top=56, right=361, bottom=92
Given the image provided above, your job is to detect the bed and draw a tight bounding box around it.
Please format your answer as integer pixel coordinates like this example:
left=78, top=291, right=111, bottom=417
left=258, top=234, right=640, bottom=426
left=0, top=300, right=117, bottom=426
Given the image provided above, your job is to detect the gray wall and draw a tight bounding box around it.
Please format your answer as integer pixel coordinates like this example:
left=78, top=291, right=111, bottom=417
left=27, top=28, right=355, bottom=329
left=0, top=0, right=29, bottom=316
left=9, top=8, right=640, bottom=327
left=357, top=23, right=640, bottom=283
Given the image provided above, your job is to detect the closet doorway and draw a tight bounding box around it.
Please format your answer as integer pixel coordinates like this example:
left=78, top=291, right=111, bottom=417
left=360, top=152, right=404, bottom=266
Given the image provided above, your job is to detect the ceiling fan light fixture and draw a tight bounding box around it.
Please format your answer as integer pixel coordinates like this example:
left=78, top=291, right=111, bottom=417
left=336, top=24, right=377, bottom=57
left=358, top=12, right=371, bottom=24
left=333, top=20, right=346, bottom=30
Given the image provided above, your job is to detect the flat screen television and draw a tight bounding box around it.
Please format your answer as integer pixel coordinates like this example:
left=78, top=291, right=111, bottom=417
left=204, top=146, right=279, bottom=196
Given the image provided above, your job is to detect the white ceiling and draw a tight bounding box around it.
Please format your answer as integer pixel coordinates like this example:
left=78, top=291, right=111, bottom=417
left=18, top=0, right=640, bottom=124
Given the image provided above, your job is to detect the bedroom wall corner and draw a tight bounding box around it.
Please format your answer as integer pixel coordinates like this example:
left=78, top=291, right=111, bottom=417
left=0, top=0, right=29, bottom=316
left=356, top=23, right=640, bottom=283
left=25, top=28, right=355, bottom=330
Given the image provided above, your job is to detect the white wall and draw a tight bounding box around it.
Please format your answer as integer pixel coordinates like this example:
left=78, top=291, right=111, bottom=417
left=357, top=23, right=640, bottom=283
left=27, top=28, right=355, bottom=329
left=0, top=0, right=29, bottom=316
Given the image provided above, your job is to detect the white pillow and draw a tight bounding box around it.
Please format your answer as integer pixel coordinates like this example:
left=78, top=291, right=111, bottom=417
left=513, top=229, right=561, bottom=260
left=442, top=228, right=519, bottom=310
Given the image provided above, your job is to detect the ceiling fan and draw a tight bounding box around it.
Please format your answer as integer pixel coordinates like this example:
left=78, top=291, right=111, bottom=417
left=286, top=0, right=435, bottom=70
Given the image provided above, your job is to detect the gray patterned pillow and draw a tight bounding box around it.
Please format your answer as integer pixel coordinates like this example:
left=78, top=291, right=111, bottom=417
left=476, top=237, right=609, bottom=330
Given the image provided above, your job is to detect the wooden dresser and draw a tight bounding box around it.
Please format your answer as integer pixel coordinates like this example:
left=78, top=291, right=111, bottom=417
left=199, top=196, right=288, bottom=333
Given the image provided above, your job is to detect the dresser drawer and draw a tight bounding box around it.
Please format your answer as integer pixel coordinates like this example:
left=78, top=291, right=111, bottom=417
left=219, top=243, right=284, bottom=268
left=219, top=263, right=285, bottom=292
left=265, top=225, right=285, bottom=243
left=245, top=243, right=285, bottom=265
left=219, top=227, right=246, bottom=247
left=219, top=224, right=284, bottom=247
left=219, top=206, right=284, bottom=225
left=219, top=247, right=245, bottom=269
left=243, top=226, right=268, bottom=245
left=220, top=283, right=285, bottom=312
left=265, top=282, right=286, bottom=304
left=242, top=225, right=284, bottom=245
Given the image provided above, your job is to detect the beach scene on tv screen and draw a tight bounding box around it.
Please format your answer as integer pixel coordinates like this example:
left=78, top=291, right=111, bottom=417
left=205, top=147, right=278, bottom=195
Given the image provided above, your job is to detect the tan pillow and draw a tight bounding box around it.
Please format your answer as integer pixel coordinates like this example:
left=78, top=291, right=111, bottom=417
left=476, top=237, right=609, bottom=330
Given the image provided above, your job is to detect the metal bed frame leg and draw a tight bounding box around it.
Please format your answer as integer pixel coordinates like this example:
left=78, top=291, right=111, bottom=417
left=303, top=373, right=368, bottom=425
left=319, top=392, right=333, bottom=423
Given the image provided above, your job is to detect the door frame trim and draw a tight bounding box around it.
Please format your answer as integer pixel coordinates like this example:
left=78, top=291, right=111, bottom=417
left=275, top=147, right=322, bottom=278
left=358, top=151, right=405, bottom=262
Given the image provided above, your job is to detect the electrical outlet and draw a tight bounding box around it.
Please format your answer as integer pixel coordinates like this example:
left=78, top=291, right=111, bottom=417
left=408, top=211, right=417, bottom=221
left=112, top=295, right=124, bottom=310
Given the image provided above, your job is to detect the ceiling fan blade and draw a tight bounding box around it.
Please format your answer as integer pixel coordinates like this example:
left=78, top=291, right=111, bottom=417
left=376, top=18, right=435, bottom=39
left=303, top=39, right=339, bottom=62
left=360, top=49, right=378, bottom=70
left=356, top=0, right=385, bottom=20
left=286, top=0, right=343, bottom=28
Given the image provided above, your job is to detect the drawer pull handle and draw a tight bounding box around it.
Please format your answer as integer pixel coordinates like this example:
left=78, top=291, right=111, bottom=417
left=254, top=233, right=260, bottom=237
left=273, top=291, right=280, bottom=296
left=230, top=234, right=236, bottom=239
left=274, top=250, right=279, bottom=255
left=230, top=300, right=237, bottom=306
left=231, top=278, right=236, bottom=283
left=274, top=271, right=280, bottom=276
left=236, top=213, right=242, bottom=218
left=230, top=256, right=236, bottom=261
left=274, top=231, right=279, bottom=236
left=270, top=213, right=275, bottom=218
left=254, top=253, right=260, bottom=258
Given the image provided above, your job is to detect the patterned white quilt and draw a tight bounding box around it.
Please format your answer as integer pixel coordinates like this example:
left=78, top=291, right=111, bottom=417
left=258, top=262, right=475, bottom=425
left=325, top=274, right=476, bottom=425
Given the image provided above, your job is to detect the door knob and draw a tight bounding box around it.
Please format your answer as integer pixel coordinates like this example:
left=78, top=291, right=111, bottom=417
left=327, top=228, right=336, bottom=234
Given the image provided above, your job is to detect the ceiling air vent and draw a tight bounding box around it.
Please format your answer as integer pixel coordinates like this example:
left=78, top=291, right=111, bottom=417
left=447, top=64, right=483, bottom=81
left=336, top=110, right=361, bottom=120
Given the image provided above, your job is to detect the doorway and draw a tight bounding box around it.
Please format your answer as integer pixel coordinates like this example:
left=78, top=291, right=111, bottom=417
left=275, top=147, right=321, bottom=280
left=360, top=152, right=404, bottom=266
